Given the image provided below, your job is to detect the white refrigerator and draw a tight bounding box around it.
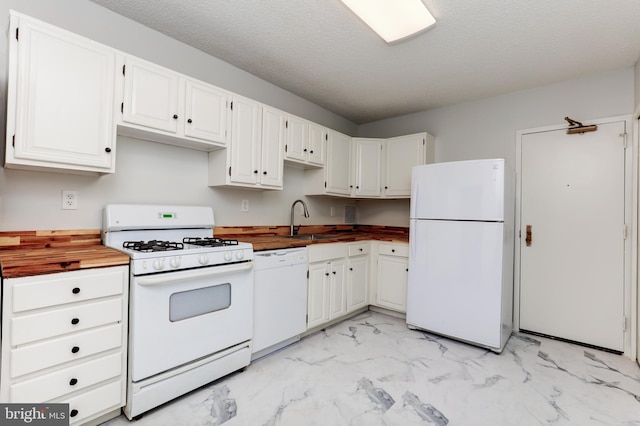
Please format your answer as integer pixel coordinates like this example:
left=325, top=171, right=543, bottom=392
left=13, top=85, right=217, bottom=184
left=406, top=158, right=515, bottom=353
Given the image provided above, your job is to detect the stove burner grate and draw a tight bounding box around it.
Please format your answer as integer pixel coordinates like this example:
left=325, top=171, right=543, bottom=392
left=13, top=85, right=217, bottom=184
left=123, top=240, right=184, bottom=252
left=183, top=237, right=239, bottom=247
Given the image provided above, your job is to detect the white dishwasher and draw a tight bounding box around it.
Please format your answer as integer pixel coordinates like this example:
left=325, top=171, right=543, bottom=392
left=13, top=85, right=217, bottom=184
left=252, top=247, right=308, bottom=360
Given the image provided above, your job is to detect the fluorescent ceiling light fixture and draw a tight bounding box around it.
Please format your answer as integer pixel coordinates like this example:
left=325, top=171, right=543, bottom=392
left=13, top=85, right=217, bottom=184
left=340, top=0, right=436, bottom=43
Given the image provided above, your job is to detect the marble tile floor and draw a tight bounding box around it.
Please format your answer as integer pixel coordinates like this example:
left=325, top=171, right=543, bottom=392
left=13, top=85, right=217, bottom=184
left=103, top=311, right=640, bottom=426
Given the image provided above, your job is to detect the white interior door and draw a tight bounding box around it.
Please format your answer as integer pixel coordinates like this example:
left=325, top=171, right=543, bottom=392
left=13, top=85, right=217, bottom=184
left=519, top=120, right=626, bottom=352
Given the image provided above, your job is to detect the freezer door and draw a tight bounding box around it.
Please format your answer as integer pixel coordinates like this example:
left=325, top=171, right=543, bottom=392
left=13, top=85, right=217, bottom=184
left=407, top=219, right=507, bottom=349
left=410, top=159, right=506, bottom=221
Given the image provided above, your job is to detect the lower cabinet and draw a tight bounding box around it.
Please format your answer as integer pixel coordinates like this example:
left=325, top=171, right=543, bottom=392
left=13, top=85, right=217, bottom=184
left=372, top=242, right=409, bottom=313
left=307, top=243, right=348, bottom=330
left=346, top=242, right=370, bottom=312
left=0, top=266, right=129, bottom=425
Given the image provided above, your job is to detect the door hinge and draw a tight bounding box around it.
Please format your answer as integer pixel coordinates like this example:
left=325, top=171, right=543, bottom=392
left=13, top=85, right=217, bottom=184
left=285, top=144, right=288, bottom=153
left=623, top=224, right=628, bottom=240
left=285, top=120, right=288, bottom=129
left=620, top=133, right=628, bottom=149
left=325, top=134, right=328, bottom=141
left=306, top=270, right=309, bottom=279
left=122, top=64, right=126, bottom=76
left=423, top=138, right=425, bottom=145
left=324, top=181, right=327, bottom=188
left=12, top=134, right=15, bottom=147
left=230, top=101, right=233, bottom=111
left=518, top=229, right=521, bottom=238
left=121, top=102, right=124, bottom=114
left=15, top=27, right=19, bottom=40
left=228, top=166, right=231, bottom=176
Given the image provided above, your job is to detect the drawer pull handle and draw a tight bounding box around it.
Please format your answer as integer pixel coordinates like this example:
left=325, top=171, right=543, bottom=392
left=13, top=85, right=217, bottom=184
left=69, top=378, right=78, bottom=386
left=70, top=409, right=78, bottom=418
left=71, top=318, right=79, bottom=325
left=72, top=287, right=80, bottom=294
left=71, top=346, right=80, bottom=354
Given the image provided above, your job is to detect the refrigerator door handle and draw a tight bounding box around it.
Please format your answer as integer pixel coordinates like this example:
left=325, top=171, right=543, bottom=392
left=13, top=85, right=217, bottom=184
left=525, top=225, right=532, bottom=246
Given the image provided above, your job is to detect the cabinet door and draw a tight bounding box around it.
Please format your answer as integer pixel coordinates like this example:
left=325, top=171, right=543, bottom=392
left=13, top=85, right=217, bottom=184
left=284, top=115, right=308, bottom=162
left=347, top=256, right=369, bottom=312
left=260, top=106, right=285, bottom=188
left=122, top=58, right=180, bottom=133
left=184, top=79, right=228, bottom=144
left=325, top=131, right=352, bottom=196
left=328, top=259, right=347, bottom=320
left=376, top=255, right=408, bottom=312
left=353, top=138, right=383, bottom=197
left=307, top=122, right=326, bottom=166
left=229, top=96, right=261, bottom=185
left=307, top=263, right=330, bottom=329
left=9, top=15, right=115, bottom=171
left=384, top=133, right=429, bottom=197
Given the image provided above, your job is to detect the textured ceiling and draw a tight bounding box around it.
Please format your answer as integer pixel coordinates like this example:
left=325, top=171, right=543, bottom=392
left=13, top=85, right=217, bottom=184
left=89, top=0, right=640, bottom=125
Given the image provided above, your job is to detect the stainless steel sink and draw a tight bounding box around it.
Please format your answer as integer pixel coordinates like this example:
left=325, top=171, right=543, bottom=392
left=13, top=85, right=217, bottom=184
left=288, top=234, right=336, bottom=241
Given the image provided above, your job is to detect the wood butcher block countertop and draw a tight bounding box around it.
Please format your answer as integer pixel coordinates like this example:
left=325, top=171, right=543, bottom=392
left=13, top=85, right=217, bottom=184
left=215, top=225, right=409, bottom=251
left=0, top=230, right=129, bottom=279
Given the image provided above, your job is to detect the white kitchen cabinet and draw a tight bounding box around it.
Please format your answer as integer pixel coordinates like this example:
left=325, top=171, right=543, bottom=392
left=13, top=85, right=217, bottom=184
left=306, top=243, right=349, bottom=330
left=208, top=99, right=284, bottom=189
left=382, top=132, right=435, bottom=198
left=305, top=130, right=352, bottom=196
left=5, top=12, right=116, bottom=174
left=346, top=242, right=370, bottom=313
left=352, top=138, right=384, bottom=197
left=0, top=265, right=129, bottom=425
left=373, top=243, right=409, bottom=313
left=119, top=56, right=229, bottom=151
left=284, top=115, right=325, bottom=168
left=307, top=262, right=331, bottom=329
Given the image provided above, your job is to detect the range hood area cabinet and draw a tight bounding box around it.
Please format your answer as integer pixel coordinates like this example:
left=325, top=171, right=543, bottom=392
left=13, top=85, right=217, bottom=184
left=116, top=56, right=229, bottom=151
left=208, top=98, right=285, bottom=190
left=5, top=12, right=117, bottom=174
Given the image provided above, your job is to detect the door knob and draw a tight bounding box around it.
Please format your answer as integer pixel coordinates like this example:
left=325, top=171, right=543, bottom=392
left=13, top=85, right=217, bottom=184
left=525, top=225, right=532, bottom=246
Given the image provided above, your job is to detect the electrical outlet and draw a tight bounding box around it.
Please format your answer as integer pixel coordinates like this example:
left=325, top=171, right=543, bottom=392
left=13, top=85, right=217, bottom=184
left=62, top=190, right=78, bottom=210
left=241, top=200, right=249, bottom=212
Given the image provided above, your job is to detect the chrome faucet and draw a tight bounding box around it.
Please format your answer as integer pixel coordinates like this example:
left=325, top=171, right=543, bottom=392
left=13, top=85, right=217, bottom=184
left=290, top=199, right=310, bottom=236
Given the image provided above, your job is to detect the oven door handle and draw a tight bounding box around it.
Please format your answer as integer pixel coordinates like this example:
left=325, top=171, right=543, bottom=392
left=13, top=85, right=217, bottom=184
left=136, top=262, right=253, bottom=286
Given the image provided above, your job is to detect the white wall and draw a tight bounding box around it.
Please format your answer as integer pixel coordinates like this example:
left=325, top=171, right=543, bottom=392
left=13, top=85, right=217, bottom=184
left=357, top=68, right=635, bottom=226
left=0, top=0, right=357, bottom=231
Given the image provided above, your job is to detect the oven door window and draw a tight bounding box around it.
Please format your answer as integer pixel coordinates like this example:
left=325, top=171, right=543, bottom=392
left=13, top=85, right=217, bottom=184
left=169, top=283, right=231, bottom=321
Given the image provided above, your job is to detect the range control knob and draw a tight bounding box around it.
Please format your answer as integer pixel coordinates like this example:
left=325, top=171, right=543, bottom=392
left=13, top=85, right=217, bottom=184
left=224, top=251, right=233, bottom=261
left=235, top=250, right=245, bottom=260
left=152, top=259, right=165, bottom=271
left=198, top=254, right=210, bottom=265
left=169, top=257, right=181, bottom=269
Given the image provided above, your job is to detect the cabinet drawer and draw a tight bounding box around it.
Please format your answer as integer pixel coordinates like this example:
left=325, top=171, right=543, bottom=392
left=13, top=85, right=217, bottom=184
left=10, top=352, right=122, bottom=403
left=347, top=243, right=370, bottom=257
left=308, top=243, right=347, bottom=263
left=65, top=379, right=122, bottom=425
left=378, top=243, right=408, bottom=257
left=11, top=323, right=122, bottom=378
left=11, top=298, right=122, bottom=346
left=12, top=267, right=125, bottom=313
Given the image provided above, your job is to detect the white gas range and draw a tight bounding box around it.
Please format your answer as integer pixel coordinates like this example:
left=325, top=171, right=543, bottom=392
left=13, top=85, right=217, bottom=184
left=102, top=204, right=254, bottom=420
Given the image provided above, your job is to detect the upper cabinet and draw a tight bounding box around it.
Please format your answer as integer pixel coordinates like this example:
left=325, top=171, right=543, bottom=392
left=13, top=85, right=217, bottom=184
left=118, top=57, right=229, bottom=151
left=383, top=132, right=435, bottom=198
left=284, top=115, right=325, bottom=168
left=5, top=12, right=117, bottom=174
left=305, top=130, right=352, bottom=197
left=352, top=138, right=384, bottom=198
left=208, top=98, right=284, bottom=190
